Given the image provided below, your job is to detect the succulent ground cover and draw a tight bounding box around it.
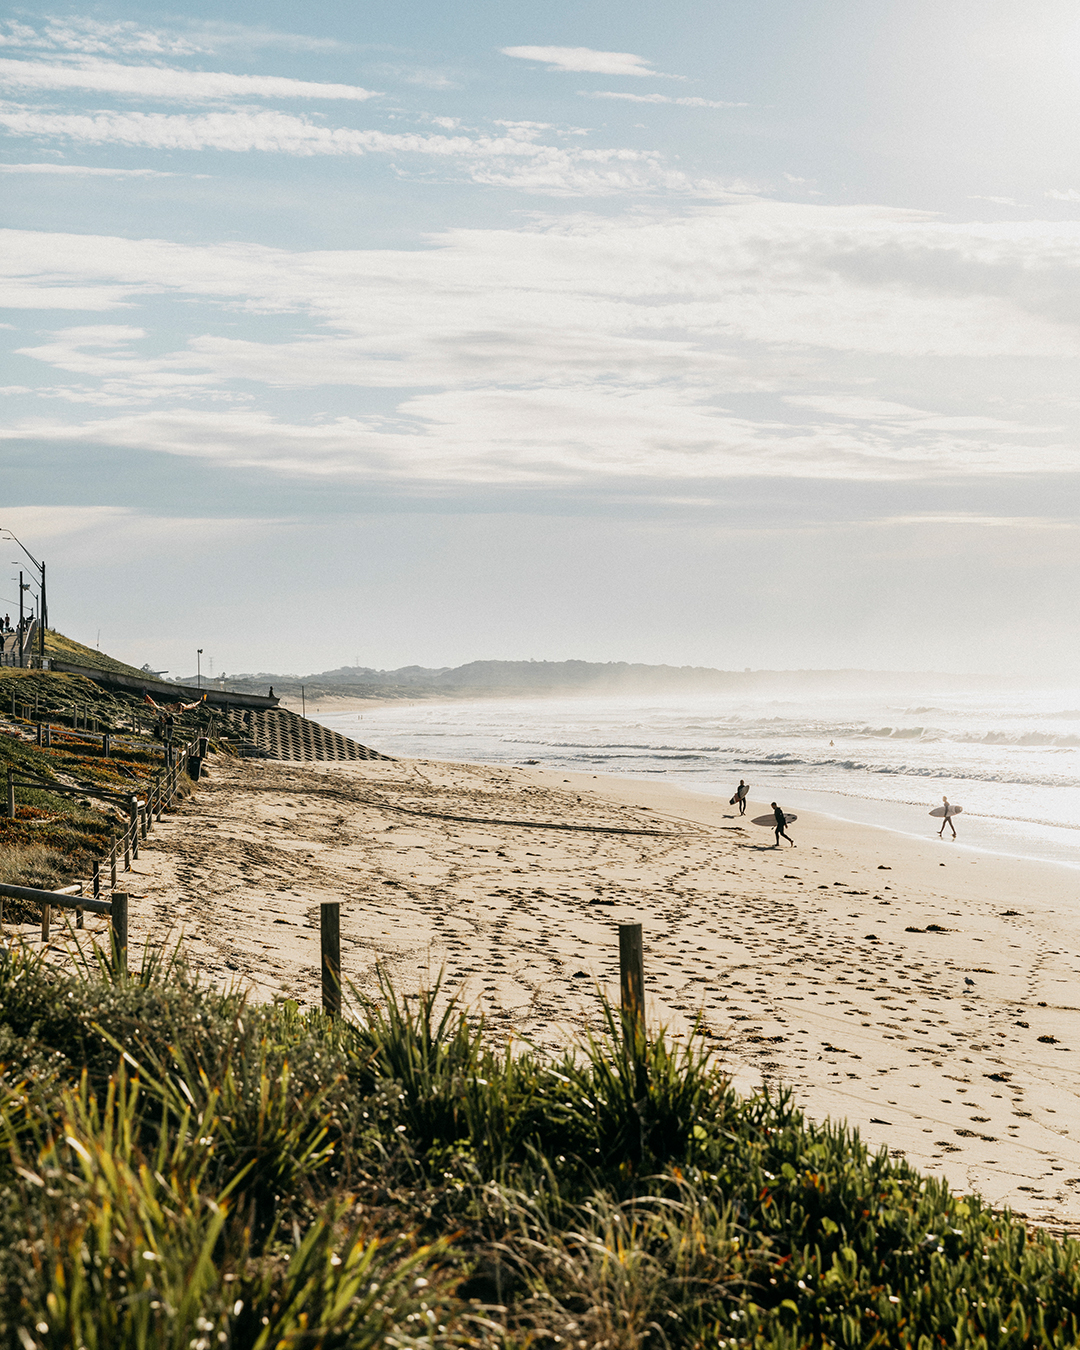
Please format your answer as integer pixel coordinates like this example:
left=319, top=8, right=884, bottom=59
left=1, top=946, right=1079, bottom=1349
left=0, top=669, right=210, bottom=918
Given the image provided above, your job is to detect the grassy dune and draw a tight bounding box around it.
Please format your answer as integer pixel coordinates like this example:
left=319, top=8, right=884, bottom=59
left=0, top=669, right=206, bottom=914
left=1, top=948, right=1079, bottom=1349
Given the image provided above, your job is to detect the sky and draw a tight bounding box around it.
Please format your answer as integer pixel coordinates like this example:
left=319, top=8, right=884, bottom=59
left=2, top=0, right=1080, bottom=679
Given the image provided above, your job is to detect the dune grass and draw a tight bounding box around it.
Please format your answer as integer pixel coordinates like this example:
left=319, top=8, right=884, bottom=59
left=1, top=946, right=1079, bottom=1348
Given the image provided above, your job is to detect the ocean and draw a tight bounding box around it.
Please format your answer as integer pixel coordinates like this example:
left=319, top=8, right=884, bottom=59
left=310, top=689, right=1080, bottom=870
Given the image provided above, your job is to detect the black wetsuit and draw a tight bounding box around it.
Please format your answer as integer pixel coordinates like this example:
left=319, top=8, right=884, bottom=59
left=774, top=806, right=794, bottom=846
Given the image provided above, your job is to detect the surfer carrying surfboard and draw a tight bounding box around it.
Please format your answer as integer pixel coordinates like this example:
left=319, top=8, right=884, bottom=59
left=938, top=795, right=957, bottom=839
left=730, top=780, right=749, bottom=815
left=771, top=801, right=795, bottom=847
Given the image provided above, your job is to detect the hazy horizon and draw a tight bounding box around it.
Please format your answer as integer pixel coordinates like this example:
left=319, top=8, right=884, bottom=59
left=172, top=656, right=1078, bottom=694
left=4, top=1, right=1080, bottom=678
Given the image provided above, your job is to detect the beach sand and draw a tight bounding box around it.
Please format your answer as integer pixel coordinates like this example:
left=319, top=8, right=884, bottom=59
left=20, top=752, right=1080, bottom=1227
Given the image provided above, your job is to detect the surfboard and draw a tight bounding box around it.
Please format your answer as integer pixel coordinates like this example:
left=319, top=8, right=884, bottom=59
left=929, top=805, right=962, bottom=818
left=751, top=813, right=797, bottom=826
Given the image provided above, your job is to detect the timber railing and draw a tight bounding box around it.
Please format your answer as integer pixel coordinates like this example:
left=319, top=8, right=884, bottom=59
left=0, top=882, right=129, bottom=970
left=3, top=728, right=212, bottom=956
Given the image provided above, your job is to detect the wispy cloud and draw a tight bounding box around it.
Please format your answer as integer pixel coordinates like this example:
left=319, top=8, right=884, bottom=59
left=501, top=45, right=674, bottom=78
left=0, top=161, right=176, bottom=176
left=0, top=105, right=724, bottom=196
left=0, top=16, right=347, bottom=58
left=0, top=57, right=381, bottom=102
left=581, top=90, right=745, bottom=109
left=1046, top=188, right=1080, bottom=202
left=0, top=17, right=210, bottom=57
left=3, top=203, right=1079, bottom=490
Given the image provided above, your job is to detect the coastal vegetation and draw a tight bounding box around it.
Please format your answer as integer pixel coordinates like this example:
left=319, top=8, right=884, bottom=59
left=0, top=665, right=205, bottom=917
left=1, top=946, right=1079, bottom=1349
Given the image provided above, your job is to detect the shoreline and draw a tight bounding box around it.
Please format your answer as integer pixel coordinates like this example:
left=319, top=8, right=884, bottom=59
left=404, top=754, right=1080, bottom=880
left=16, top=751, right=1080, bottom=1227
left=307, top=695, right=1080, bottom=874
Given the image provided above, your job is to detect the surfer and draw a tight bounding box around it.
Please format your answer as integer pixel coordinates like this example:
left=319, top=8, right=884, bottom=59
left=730, top=779, right=749, bottom=815
left=938, top=795, right=957, bottom=839
left=771, top=801, right=795, bottom=847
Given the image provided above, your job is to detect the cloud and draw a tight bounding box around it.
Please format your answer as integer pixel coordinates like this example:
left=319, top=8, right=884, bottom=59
left=0, top=16, right=347, bottom=58
left=0, top=105, right=721, bottom=196
left=581, top=90, right=745, bottom=109
left=0, top=161, right=175, bottom=176
left=0, top=17, right=210, bottom=57
left=880, top=513, right=1072, bottom=529
left=501, top=45, right=671, bottom=78
left=0, top=57, right=381, bottom=103
left=4, top=202, right=1080, bottom=490
left=1047, top=188, right=1080, bottom=202
left=7, top=386, right=1071, bottom=488
left=785, top=395, right=1039, bottom=432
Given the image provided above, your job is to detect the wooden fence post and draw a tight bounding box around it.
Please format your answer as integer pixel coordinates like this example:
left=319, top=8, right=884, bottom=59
left=6, top=768, right=13, bottom=820
left=111, top=891, right=128, bottom=974
left=321, top=902, right=341, bottom=1016
left=103, top=733, right=110, bottom=758
left=619, top=923, right=646, bottom=1048
left=41, top=902, right=51, bottom=944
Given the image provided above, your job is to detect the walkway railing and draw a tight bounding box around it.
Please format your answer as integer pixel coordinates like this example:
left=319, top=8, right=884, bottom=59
left=3, top=730, right=210, bottom=954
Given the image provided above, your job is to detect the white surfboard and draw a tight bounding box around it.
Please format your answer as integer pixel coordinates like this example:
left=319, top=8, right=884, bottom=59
left=752, top=813, right=797, bottom=826
left=929, top=805, right=962, bottom=818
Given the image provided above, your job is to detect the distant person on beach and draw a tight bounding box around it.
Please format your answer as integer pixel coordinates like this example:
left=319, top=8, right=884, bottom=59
left=730, top=779, right=749, bottom=815
left=771, top=801, right=795, bottom=847
left=939, top=795, right=957, bottom=839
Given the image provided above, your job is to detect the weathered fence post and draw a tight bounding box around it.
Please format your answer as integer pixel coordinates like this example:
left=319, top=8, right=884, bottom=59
left=41, top=902, right=51, bottom=944
left=111, top=891, right=128, bottom=974
left=6, top=768, right=13, bottom=820
left=619, top=922, right=646, bottom=1048
left=103, top=733, right=110, bottom=758
left=321, top=902, right=341, bottom=1017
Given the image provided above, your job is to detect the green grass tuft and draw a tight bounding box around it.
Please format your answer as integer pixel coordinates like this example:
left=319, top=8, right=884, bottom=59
left=1, top=945, right=1079, bottom=1348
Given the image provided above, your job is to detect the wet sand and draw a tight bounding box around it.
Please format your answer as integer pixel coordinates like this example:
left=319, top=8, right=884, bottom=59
left=18, top=752, right=1080, bottom=1227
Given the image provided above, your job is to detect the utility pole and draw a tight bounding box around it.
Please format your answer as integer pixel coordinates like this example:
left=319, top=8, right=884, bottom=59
left=3, top=531, right=47, bottom=666
left=17, top=571, right=23, bottom=669
left=197, top=648, right=203, bottom=690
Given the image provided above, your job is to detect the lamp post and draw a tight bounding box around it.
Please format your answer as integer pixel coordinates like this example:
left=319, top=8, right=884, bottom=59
left=1, top=530, right=46, bottom=663
left=197, top=648, right=203, bottom=691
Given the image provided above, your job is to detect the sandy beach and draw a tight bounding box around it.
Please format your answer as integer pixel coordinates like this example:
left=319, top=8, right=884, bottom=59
left=21, top=751, right=1080, bottom=1227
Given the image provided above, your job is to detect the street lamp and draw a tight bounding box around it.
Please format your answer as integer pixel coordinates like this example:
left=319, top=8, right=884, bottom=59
left=1, top=529, right=46, bottom=663
left=197, top=648, right=203, bottom=690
